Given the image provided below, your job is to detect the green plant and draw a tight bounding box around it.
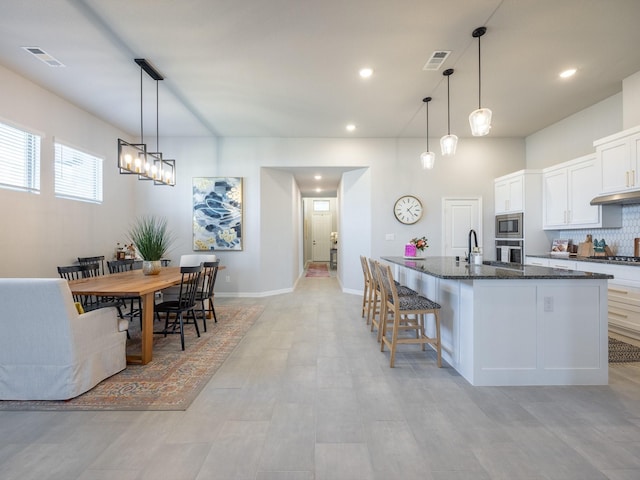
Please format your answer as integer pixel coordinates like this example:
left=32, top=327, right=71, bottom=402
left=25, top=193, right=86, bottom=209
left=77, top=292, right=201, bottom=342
left=128, top=216, right=174, bottom=261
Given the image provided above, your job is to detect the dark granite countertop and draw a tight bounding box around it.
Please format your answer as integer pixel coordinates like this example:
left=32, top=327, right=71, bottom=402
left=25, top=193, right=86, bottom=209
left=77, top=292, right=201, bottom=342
left=527, top=253, right=640, bottom=267
left=381, top=256, right=613, bottom=280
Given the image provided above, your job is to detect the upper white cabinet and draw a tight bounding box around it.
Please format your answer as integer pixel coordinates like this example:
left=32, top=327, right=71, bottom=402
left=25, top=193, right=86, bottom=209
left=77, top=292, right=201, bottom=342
left=494, top=171, right=524, bottom=214
left=594, top=125, right=640, bottom=194
left=542, top=154, right=621, bottom=230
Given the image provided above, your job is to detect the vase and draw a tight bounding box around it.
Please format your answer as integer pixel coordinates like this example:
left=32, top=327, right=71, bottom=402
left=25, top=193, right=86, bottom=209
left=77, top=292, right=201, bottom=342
left=142, top=260, right=162, bottom=275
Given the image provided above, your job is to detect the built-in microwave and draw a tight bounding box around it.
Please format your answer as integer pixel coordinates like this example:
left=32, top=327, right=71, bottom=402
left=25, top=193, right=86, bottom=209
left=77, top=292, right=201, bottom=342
left=495, top=212, right=523, bottom=239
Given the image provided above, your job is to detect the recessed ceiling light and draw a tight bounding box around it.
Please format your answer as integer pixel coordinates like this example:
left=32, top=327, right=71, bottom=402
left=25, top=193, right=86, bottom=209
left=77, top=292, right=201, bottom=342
left=314, top=175, right=322, bottom=180
left=346, top=124, right=356, bottom=132
left=315, top=188, right=322, bottom=193
left=559, top=68, right=577, bottom=79
left=359, top=67, right=373, bottom=78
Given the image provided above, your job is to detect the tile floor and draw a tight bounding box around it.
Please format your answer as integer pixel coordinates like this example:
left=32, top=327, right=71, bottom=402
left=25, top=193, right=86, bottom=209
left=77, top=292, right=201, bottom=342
left=2, top=273, right=640, bottom=479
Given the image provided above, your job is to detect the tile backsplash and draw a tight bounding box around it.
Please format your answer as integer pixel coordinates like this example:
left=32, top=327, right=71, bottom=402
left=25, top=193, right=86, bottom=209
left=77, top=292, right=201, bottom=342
left=559, top=204, right=640, bottom=256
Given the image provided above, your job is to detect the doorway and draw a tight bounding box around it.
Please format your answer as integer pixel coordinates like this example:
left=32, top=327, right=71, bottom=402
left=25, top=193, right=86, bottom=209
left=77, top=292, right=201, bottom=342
left=442, top=197, right=483, bottom=258
left=303, top=198, right=337, bottom=265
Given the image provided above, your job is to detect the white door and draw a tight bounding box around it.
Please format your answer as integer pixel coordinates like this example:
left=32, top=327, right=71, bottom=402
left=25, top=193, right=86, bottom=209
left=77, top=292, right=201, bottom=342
left=312, top=213, right=332, bottom=262
left=443, top=197, right=482, bottom=259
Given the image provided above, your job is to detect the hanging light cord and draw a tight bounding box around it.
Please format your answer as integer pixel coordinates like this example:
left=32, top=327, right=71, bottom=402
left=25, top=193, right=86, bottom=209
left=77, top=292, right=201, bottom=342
left=139, top=66, right=144, bottom=143
left=156, top=79, right=159, bottom=152
left=446, top=74, right=451, bottom=135
left=477, top=34, right=482, bottom=109
left=425, top=100, right=430, bottom=151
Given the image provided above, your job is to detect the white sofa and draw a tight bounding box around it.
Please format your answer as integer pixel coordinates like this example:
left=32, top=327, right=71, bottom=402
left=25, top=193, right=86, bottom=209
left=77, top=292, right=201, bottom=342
left=0, top=278, right=129, bottom=400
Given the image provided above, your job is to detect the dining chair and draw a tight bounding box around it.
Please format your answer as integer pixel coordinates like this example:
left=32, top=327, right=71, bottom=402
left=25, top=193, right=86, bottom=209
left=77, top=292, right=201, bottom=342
left=106, top=259, right=142, bottom=323
left=376, top=262, right=442, bottom=368
left=57, top=263, right=123, bottom=314
left=78, top=255, right=106, bottom=276
left=154, top=265, right=203, bottom=351
left=161, top=253, right=217, bottom=303
left=193, top=260, right=220, bottom=332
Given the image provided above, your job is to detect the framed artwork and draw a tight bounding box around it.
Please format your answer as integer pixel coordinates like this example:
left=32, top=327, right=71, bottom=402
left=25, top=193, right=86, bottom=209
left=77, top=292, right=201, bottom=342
left=193, top=177, right=243, bottom=251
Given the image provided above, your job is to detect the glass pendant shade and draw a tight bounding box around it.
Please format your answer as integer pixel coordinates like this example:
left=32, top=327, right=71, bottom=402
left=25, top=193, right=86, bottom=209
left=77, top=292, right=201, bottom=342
left=440, top=134, right=458, bottom=156
left=420, top=151, right=435, bottom=170
left=469, top=108, right=492, bottom=136
left=469, top=27, right=492, bottom=137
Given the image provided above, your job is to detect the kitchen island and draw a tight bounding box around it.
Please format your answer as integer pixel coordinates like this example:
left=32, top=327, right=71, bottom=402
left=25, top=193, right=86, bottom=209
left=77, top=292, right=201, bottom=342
left=381, top=256, right=613, bottom=386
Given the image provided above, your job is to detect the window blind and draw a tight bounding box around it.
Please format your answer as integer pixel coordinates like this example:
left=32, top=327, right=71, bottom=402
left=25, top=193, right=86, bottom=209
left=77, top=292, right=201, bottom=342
left=0, top=122, right=41, bottom=193
left=54, top=143, right=103, bottom=203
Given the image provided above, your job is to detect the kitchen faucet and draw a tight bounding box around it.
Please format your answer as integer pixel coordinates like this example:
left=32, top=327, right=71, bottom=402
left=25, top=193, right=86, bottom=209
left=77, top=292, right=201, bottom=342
left=467, top=229, right=478, bottom=263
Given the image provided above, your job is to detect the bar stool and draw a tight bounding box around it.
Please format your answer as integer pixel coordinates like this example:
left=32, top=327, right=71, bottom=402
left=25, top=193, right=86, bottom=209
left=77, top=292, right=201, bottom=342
left=359, top=256, right=372, bottom=322
left=368, top=259, right=416, bottom=342
left=376, top=262, right=442, bottom=368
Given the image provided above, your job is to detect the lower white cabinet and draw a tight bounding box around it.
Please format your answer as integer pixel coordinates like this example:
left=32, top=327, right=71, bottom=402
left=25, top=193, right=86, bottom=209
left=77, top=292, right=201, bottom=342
left=525, top=256, right=577, bottom=270
left=528, top=257, right=640, bottom=340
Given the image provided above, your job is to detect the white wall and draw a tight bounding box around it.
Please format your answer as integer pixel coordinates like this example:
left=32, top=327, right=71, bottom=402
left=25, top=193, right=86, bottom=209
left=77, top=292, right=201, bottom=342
left=0, top=64, right=139, bottom=277
left=525, top=94, right=622, bottom=170
left=212, top=136, right=525, bottom=293
left=623, top=70, right=640, bottom=129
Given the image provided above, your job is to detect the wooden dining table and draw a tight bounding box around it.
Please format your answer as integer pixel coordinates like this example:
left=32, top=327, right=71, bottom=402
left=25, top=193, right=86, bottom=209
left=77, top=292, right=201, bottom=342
left=68, top=266, right=184, bottom=365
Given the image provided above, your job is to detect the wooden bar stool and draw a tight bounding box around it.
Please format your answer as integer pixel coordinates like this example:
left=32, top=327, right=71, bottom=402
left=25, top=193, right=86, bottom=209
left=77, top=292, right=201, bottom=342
left=368, top=259, right=416, bottom=342
left=376, top=262, right=442, bottom=368
left=359, top=256, right=372, bottom=322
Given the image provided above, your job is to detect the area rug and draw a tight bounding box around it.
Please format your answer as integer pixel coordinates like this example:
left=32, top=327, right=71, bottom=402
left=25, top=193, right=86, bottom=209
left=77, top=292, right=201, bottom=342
left=609, top=337, right=640, bottom=363
left=0, top=304, right=264, bottom=411
left=306, top=262, right=330, bottom=277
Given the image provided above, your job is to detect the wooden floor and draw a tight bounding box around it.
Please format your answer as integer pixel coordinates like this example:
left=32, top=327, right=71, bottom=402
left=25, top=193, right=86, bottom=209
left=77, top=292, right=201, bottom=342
left=2, top=274, right=640, bottom=479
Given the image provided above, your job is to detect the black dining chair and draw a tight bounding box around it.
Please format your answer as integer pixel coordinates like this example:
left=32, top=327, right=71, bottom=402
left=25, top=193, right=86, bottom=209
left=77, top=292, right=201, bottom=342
left=193, top=260, right=220, bottom=332
left=154, top=265, right=202, bottom=351
left=57, top=263, right=123, bottom=314
left=107, top=259, right=142, bottom=323
left=77, top=255, right=106, bottom=276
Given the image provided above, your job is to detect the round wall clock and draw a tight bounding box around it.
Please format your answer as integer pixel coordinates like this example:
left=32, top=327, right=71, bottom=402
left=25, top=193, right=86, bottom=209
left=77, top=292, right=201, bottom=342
left=394, top=195, right=423, bottom=224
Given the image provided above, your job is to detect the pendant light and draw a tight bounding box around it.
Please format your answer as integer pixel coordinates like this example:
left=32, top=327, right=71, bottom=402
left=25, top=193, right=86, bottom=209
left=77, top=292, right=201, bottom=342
left=118, top=59, right=175, bottom=186
left=469, top=26, right=492, bottom=136
left=440, top=68, right=458, bottom=156
left=420, top=97, right=435, bottom=170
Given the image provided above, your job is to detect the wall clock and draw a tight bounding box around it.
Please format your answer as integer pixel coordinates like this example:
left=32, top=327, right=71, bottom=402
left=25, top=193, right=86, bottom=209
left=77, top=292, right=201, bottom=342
left=394, top=195, right=423, bottom=224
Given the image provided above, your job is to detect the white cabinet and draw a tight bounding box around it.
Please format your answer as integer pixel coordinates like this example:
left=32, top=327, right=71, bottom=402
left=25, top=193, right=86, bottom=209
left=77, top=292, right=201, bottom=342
left=495, top=172, right=524, bottom=214
left=527, top=256, right=580, bottom=270
left=552, top=260, right=640, bottom=341
left=525, top=257, right=548, bottom=267
left=542, top=154, right=621, bottom=230
left=594, top=125, right=640, bottom=194
left=494, top=170, right=548, bottom=260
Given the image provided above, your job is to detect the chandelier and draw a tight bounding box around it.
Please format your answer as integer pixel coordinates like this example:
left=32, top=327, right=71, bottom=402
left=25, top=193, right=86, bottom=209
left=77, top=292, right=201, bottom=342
left=118, top=59, right=175, bottom=186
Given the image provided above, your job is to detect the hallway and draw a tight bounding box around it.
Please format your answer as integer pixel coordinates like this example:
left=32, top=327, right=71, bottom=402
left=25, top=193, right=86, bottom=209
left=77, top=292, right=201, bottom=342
left=1, top=274, right=640, bottom=479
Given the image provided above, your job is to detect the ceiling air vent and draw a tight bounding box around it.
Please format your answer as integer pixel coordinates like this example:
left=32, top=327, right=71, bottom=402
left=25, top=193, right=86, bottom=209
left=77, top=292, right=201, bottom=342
left=423, top=50, right=451, bottom=71
left=22, top=46, right=65, bottom=67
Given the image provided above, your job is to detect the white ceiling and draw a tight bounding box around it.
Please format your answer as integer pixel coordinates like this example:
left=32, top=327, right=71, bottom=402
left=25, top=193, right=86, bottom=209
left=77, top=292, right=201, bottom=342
left=2, top=0, right=640, bottom=196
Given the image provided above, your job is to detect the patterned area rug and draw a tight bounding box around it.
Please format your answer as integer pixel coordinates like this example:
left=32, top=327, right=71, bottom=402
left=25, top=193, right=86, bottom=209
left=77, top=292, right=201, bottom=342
left=0, top=304, right=264, bottom=411
left=306, top=262, right=330, bottom=277
left=609, top=337, right=640, bottom=363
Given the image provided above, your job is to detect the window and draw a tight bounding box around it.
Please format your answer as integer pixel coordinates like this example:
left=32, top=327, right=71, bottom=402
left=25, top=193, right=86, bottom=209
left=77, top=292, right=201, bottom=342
left=313, top=200, right=330, bottom=212
left=54, top=142, right=103, bottom=203
left=0, top=121, right=41, bottom=193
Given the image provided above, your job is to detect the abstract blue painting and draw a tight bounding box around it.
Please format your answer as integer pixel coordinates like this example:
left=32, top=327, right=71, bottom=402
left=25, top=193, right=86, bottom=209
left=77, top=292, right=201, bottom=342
left=193, top=177, right=243, bottom=251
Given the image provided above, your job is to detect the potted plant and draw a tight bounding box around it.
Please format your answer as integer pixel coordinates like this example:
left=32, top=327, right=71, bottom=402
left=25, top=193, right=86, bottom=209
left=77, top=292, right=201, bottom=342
left=128, top=215, right=175, bottom=275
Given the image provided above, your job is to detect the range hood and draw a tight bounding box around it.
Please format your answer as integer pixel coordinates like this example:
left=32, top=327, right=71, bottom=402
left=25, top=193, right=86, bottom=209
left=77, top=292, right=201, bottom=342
left=590, top=190, right=640, bottom=205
